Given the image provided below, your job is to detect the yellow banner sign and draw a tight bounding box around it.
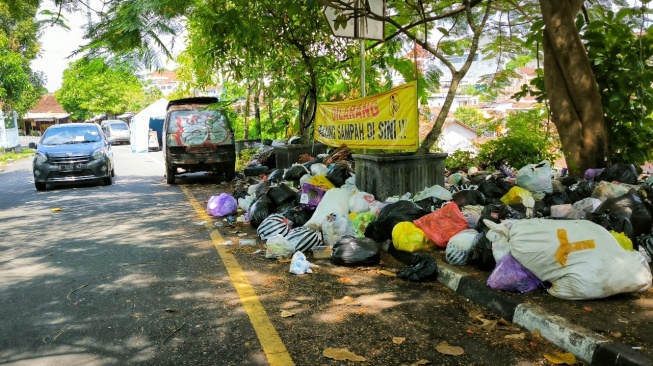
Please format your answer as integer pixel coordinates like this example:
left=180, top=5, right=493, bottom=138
left=314, top=81, right=418, bottom=150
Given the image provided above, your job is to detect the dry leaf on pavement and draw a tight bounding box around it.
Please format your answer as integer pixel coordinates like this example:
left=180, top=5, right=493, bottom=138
left=392, top=337, right=406, bottom=345
left=435, top=341, right=464, bottom=356
left=401, top=360, right=431, bottom=366
left=323, top=348, right=366, bottom=362
left=378, top=269, right=397, bottom=277
left=543, top=352, right=577, bottom=365
left=280, top=310, right=294, bottom=318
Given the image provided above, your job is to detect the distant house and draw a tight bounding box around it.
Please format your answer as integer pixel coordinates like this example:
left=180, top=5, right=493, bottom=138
left=23, top=94, right=70, bottom=135
left=419, top=107, right=479, bottom=154
left=144, top=71, right=223, bottom=98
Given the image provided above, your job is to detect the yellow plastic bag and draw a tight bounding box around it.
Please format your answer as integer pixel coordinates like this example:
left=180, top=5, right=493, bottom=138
left=610, top=230, right=634, bottom=251
left=392, top=222, right=434, bottom=252
left=500, top=186, right=533, bottom=205
left=309, top=175, right=335, bottom=190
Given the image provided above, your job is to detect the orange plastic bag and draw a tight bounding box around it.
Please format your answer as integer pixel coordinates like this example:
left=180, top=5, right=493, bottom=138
left=413, top=202, right=468, bottom=248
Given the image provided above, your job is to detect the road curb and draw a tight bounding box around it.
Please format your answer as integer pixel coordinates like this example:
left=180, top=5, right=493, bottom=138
left=436, top=261, right=653, bottom=366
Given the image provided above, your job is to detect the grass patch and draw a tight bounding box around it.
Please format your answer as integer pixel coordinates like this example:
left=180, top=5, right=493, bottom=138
left=0, top=148, right=35, bottom=167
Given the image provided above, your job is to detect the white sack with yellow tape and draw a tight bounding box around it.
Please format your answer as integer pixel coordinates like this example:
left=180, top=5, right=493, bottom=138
left=484, top=218, right=652, bottom=300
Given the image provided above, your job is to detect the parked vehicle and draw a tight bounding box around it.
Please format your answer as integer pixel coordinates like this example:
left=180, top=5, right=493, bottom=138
left=162, top=97, right=236, bottom=184
left=32, top=123, right=115, bottom=191
left=101, top=119, right=130, bottom=145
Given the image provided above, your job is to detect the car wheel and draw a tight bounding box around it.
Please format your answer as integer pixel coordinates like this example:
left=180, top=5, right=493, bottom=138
left=103, top=175, right=113, bottom=186
left=222, top=164, right=236, bottom=181
left=166, top=165, right=176, bottom=184
left=35, top=182, right=46, bottom=191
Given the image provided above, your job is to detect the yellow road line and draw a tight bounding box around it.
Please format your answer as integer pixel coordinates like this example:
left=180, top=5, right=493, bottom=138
left=181, top=185, right=294, bottom=366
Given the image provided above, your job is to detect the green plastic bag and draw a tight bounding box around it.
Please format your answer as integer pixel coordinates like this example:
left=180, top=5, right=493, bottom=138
left=352, top=212, right=376, bottom=237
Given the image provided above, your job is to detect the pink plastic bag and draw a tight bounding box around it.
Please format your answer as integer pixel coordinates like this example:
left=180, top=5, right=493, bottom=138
left=207, top=193, right=238, bottom=217
left=413, top=202, right=468, bottom=248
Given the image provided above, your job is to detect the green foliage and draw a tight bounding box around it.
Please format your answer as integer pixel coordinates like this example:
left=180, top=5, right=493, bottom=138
left=445, top=150, right=476, bottom=172
left=0, top=1, right=44, bottom=115
left=0, top=148, right=35, bottom=167
left=582, top=8, right=653, bottom=166
left=476, top=108, right=560, bottom=170
left=55, top=58, right=146, bottom=120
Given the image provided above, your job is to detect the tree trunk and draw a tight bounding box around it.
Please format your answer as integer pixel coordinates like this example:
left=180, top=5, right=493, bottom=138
left=539, top=0, right=608, bottom=176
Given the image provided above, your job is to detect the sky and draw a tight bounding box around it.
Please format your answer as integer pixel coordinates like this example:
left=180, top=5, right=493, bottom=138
left=30, top=4, right=88, bottom=93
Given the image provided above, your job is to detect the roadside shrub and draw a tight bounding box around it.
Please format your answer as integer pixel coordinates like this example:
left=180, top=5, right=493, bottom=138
left=445, top=150, right=476, bottom=172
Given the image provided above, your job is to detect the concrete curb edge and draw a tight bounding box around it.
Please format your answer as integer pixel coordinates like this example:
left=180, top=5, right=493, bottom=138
left=436, top=261, right=652, bottom=366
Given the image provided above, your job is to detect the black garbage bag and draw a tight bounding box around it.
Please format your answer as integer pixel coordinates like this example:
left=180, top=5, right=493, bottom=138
left=477, top=176, right=514, bottom=199
left=283, top=164, right=310, bottom=181
left=543, top=191, right=571, bottom=206
left=397, top=253, right=439, bottom=282
left=331, top=236, right=380, bottom=266
left=594, top=164, right=639, bottom=185
left=475, top=204, right=524, bottom=232
left=255, top=180, right=272, bottom=198
left=565, top=180, right=598, bottom=204
left=276, top=204, right=313, bottom=227
left=326, top=162, right=352, bottom=188
left=232, top=187, right=248, bottom=200
left=452, top=190, right=486, bottom=207
left=589, top=188, right=652, bottom=240
left=267, top=169, right=285, bottom=183
left=509, top=201, right=551, bottom=218
left=302, top=156, right=325, bottom=171
left=636, top=234, right=653, bottom=262
left=413, top=196, right=446, bottom=212
left=267, top=183, right=297, bottom=206
left=364, top=200, right=430, bottom=242
left=249, top=195, right=275, bottom=228
left=559, top=176, right=580, bottom=187
left=467, top=228, right=496, bottom=271
left=586, top=211, right=635, bottom=244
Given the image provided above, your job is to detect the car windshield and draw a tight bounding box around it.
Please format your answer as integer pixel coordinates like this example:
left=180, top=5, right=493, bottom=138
left=41, top=127, right=102, bottom=145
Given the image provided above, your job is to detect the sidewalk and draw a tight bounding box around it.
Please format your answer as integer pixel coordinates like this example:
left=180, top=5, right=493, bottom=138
left=432, top=251, right=653, bottom=366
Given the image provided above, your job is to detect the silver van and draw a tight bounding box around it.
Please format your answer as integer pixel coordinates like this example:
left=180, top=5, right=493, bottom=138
left=101, top=120, right=130, bottom=145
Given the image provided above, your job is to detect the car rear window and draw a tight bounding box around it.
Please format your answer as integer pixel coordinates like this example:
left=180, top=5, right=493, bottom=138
left=109, top=123, right=129, bottom=131
left=166, top=110, right=228, bottom=134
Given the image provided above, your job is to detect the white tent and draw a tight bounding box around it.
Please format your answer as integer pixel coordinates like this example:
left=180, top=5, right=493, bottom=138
left=130, top=98, right=167, bottom=153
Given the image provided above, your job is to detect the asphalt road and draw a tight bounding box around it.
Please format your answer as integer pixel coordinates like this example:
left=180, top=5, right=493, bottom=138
left=0, top=146, right=583, bottom=365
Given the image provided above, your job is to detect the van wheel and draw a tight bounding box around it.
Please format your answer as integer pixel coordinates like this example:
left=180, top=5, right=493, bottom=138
left=166, top=165, right=177, bottom=184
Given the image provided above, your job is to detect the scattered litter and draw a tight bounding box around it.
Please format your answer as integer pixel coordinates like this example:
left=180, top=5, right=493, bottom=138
left=237, top=233, right=247, bottom=237
left=219, top=240, right=234, bottom=246
left=392, top=337, right=406, bottom=345
left=239, top=238, right=256, bottom=246
left=280, top=310, right=295, bottom=318
left=632, top=346, right=642, bottom=350
left=214, top=222, right=223, bottom=227
left=42, top=328, right=73, bottom=343
left=543, top=352, right=577, bottom=365
left=323, top=348, right=366, bottom=362
left=165, top=308, right=179, bottom=313
left=253, top=249, right=263, bottom=254
left=435, top=341, right=464, bottom=356
left=66, top=284, right=88, bottom=300
left=51, top=207, right=63, bottom=212
left=582, top=306, right=592, bottom=312
left=195, top=221, right=207, bottom=226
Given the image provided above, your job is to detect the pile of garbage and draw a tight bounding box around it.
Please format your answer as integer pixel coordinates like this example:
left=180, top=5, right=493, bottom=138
left=208, top=154, right=653, bottom=300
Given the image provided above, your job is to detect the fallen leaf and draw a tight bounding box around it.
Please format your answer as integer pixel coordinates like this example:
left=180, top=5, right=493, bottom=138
left=51, top=207, right=63, bottom=212
left=505, top=333, right=526, bottom=340
left=529, top=341, right=537, bottom=348
left=378, top=269, right=397, bottom=277
left=435, top=342, right=464, bottom=356
left=611, top=332, right=622, bottom=338
left=582, top=306, right=592, bottom=312
left=280, top=310, right=294, bottom=318
left=237, top=233, right=247, bottom=237
left=531, top=329, right=542, bottom=340
left=392, top=337, right=406, bottom=345
left=466, top=329, right=474, bottom=334
left=401, top=360, right=431, bottom=366
left=323, top=348, right=366, bottom=362
left=543, top=352, right=577, bottom=365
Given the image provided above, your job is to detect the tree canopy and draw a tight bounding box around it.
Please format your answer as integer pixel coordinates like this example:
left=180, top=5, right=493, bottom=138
left=55, top=58, right=147, bottom=120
